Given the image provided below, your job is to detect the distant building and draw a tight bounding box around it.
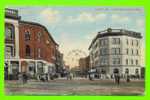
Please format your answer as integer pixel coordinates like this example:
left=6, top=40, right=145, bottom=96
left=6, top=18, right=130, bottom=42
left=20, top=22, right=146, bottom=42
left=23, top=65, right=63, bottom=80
left=5, top=8, right=60, bottom=80
left=88, top=28, right=143, bottom=78
left=55, top=50, right=64, bottom=75
left=79, top=56, right=90, bottom=76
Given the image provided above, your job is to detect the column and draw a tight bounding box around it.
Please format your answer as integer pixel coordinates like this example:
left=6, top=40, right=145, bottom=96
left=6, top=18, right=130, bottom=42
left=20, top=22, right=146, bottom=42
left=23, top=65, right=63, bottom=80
left=19, top=60, right=21, bottom=73
left=35, top=61, right=37, bottom=74
left=14, top=23, right=19, bottom=59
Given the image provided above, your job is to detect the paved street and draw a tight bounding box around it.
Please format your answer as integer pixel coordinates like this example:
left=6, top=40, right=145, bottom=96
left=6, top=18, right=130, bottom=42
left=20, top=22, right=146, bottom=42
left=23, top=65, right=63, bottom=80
left=5, top=78, right=145, bottom=95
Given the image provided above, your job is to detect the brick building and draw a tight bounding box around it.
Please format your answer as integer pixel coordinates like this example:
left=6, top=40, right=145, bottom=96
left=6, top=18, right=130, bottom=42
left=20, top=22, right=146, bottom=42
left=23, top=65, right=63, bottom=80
left=79, top=56, right=90, bottom=76
left=5, top=8, right=60, bottom=80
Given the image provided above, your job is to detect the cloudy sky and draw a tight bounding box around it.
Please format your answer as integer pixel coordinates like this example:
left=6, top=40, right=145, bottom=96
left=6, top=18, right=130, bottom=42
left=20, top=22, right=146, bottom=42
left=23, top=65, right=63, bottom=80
left=9, top=7, right=145, bottom=67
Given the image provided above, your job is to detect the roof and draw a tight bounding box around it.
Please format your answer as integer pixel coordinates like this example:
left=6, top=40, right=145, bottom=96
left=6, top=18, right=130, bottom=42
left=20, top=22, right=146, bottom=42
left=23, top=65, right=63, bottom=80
left=19, top=20, right=58, bottom=46
left=88, top=28, right=142, bottom=50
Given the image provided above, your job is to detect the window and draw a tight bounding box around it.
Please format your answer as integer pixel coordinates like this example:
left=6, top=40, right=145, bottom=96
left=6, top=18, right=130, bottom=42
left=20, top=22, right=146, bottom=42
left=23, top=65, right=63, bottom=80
left=125, top=68, right=129, bottom=74
left=28, top=63, right=35, bottom=72
left=131, top=40, right=134, bottom=46
left=104, top=39, right=108, bottom=45
left=37, top=32, right=42, bottom=41
left=101, top=69, right=106, bottom=74
left=135, top=69, right=139, bottom=74
left=112, top=58, right=120, bottom=65
left=100, top=49, right=103, bottom=55
left=100, top=58, right=108, bottom=65
left=126, top=39, right=128, bottom=45
left=112, top=38, right=120, bottom=44
left=131, top=59, right=133, bottom=65
left=100, top=48, right=108, bottom=55
left=25, top=31, right=30, bottom=41
left=131, top=49, right=134, bottom=55
left=104, top=48, right=108, bottom=55
left=126, top=59, right=128, bottom=65
left=136, top=40, right=139, bottom=46
left=26, top=45, right=31, bottom=57
left=112, top=48, right=115, bottom=54
left=136, top=49, right=139, bottom=55
left=100, top=39, right=108, bottom=46
left=5, top=25, right=14, bottom=40
left=100, top=39, right=103, bottom=46
left=113, top=68, right=119, bottom=73
left=112, top=48, right=120, bottom=55
left=126, top=48, right=129, bottom=54
left=136, top=60, right=138, bottom=65
left=116, top=48, right=120, bottom=54
left=5, top=46, right=14, bottom=57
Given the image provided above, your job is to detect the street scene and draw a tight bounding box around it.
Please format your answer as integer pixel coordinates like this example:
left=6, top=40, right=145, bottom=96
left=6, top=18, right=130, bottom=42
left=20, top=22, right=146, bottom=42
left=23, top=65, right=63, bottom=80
left=4, top=7, right=145, bottom=95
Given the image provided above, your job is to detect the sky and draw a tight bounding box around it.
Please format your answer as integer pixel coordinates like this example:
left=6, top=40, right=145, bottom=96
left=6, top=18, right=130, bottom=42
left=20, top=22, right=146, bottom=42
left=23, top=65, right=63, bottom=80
left=9, top=6, right=145, bottom=67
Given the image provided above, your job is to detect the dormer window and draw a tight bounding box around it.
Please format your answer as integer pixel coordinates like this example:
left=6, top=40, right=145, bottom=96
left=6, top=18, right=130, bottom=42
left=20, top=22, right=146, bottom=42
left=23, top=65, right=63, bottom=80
left=107, top=28, right=112, bottom=32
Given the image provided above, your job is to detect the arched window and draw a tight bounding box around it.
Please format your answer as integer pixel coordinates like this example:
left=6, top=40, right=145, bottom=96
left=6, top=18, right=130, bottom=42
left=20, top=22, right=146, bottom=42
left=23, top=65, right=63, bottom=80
left=5, top=24, right=15, bottom=40
left=26, top=45, right=31, bottom=56
left=125, top=68, right=129, bottom=74
left=25, top=31, right=30, bottom=41
left=135, top=69, right=139, bottom=74
left=101, top=69, right=106, bottom=74
left=113, top=68, right=119, bottom=74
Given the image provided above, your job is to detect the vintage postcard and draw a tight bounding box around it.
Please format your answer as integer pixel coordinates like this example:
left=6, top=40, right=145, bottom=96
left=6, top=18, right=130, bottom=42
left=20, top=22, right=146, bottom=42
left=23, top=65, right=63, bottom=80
left=4, top=7, right=145, bottom=95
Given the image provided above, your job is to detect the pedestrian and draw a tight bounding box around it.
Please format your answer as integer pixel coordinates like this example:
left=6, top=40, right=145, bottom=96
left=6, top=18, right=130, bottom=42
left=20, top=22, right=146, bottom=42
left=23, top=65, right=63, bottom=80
left=114, top=74, right=117, bottom=83
left=66, top=72, right=70, bottom=80
left=69, top=73, right=73, bottom=80
left=45, top=74, right=48, bottom=81
left=22, top=72, right=28, bottom=84
left=114, top=73, right=120, bottom=85
left=117, top=74, right=120, bottom=85
left=89, top=73, right=94, bottom=81
left=126, top=74, right=130, bottom=82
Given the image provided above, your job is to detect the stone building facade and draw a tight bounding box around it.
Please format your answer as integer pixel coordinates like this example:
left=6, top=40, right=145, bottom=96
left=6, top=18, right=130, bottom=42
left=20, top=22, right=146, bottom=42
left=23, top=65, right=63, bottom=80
left=89, top=28, right=143, bottom=78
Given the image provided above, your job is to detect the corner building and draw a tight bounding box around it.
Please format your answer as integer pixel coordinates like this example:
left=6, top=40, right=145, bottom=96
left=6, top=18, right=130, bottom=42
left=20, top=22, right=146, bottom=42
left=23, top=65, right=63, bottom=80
left=19, top=21, right=58, bottom=79
left=5, top=8, right=58, bottom=80
left=89, top=28, right=143, bottom=78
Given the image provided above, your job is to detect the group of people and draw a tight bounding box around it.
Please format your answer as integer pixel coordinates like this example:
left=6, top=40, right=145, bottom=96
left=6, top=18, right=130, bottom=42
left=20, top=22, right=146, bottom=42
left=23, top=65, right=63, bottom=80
left=17, top=71, right=132, bottom=85
left=66, top=72, right=73, bottom=80
left=114, top=73, right=131, bottom=85
left=18, top=72, right=28, bottom=84
left=88, top=72, right=131, bottom=85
